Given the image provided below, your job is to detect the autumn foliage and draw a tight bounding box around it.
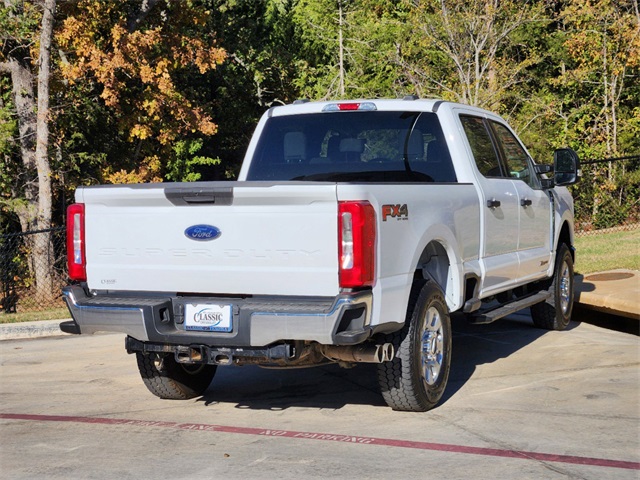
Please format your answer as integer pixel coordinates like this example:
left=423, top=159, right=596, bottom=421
left=57, top=1, right=226, bottom=183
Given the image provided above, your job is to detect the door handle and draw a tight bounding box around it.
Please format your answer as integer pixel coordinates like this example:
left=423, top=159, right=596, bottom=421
left=520, top=198, right=532, bottom=207
left=486, top=198, right=501, bottom=209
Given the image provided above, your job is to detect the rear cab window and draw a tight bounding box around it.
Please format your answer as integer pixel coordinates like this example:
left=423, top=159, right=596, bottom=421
left=246, top=111, right=458, bottom=183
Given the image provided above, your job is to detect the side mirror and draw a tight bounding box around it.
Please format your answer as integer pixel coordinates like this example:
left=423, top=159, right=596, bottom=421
left=553, top=148, right=580, bottom=186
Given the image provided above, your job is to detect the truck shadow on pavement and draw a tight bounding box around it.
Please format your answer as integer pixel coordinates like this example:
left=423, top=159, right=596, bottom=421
left=199, top=313, right=558, bottom=411
left=441, top=313, right=554, bottom=405
left=574, top=306, right=639, bottom=336
left=199, top=363, right=386, bottom=410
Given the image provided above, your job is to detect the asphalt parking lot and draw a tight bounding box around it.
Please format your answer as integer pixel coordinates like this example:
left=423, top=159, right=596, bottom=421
left=1, top=312, right=638, bottom=480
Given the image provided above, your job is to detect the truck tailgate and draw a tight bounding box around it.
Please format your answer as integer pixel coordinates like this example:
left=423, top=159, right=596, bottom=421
left=78, top=182, right=340, bottom=297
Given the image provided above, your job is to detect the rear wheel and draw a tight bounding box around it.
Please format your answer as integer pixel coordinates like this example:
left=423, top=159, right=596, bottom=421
left=136, top=352, right=216, bottom=400
left=377, top=280, right=452, bottom=412
left=531, top=243, right=574, bottom=330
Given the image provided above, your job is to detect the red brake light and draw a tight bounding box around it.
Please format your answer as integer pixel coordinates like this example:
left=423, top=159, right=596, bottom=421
left=338, top=103, right=361, bottom=111
left=66, top=203, right=86, bottom=281
left=338, top=201, right=376, bottom=288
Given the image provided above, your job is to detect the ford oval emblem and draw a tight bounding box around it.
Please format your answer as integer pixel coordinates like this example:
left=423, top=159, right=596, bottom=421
left=184, top=224, right=221, bottom=241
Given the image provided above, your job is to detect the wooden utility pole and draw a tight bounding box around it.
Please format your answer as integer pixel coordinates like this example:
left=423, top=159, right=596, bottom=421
left=338, top=0, right=345, bottom=97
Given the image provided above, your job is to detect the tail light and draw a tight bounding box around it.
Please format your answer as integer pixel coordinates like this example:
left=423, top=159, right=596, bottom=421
left=338, top=201, right=376, bottom=288
left=66, top=203, right=86, bottom=281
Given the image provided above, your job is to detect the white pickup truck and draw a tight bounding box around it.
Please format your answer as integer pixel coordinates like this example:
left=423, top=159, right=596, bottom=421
left=61, top=98, right=580, bottom=411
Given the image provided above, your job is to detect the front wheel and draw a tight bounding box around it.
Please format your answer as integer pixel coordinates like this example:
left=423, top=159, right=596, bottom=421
left=531, top=243, right=575, bottom=330
left=377, top=280, right=452, bottom=412
left=136, top=352, right=217, bottom=400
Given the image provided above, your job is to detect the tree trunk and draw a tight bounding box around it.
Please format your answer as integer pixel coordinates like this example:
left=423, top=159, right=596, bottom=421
left=3, top=57, right=38, bottom=230
left=31, top=0, right=57, bottom=303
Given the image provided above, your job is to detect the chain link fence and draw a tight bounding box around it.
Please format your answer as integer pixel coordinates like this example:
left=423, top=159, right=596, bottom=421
left=574, top=155, right=639, bottom=237
left=0, top=227, right=67, bottom=314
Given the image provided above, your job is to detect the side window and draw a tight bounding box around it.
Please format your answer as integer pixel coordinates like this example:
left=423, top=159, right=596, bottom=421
left=490, top=121, right=534, bottom=186
left=460, top=115, right=503, bottom=177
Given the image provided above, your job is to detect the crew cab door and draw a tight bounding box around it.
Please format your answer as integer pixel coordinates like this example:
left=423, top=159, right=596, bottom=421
left=459, top=115, right=520, bottom=295
left=489, top=121, right=552, bottom=282
left=459, top=114, right=552, bottom=296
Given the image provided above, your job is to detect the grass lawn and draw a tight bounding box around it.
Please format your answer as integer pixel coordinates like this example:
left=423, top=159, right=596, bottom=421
left=574, top=228, right=640, bottom=274
left=0, top=307, right=69, bottom=324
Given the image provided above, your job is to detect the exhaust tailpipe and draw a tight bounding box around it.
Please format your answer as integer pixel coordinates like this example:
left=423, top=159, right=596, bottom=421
left=320, top=343, right=395, bottom=364
left=380, top=342, right=394, bottom=362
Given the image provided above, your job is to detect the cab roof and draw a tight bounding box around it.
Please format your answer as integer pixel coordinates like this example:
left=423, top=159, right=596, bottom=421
left=266, top=98, right=494, bottom=118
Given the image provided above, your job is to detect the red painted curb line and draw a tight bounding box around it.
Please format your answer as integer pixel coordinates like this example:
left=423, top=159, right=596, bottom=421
left=2, top=413, right=638, bottom=470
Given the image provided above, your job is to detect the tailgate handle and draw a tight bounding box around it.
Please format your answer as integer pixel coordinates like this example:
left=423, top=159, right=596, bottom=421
left=183, top=195, right=217, bottom=204
left=165, top=187, right=233, bottom=206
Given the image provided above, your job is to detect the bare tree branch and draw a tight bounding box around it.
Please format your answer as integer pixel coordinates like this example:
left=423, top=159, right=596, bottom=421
left=127, top=0, right=161, bottom=32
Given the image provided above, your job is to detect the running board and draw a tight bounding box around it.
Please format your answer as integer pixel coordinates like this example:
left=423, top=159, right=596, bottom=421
left=469, top=291, right=551, bottom=325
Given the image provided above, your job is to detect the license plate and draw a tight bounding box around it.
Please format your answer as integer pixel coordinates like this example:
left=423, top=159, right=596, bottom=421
left=184, top=304, right=233, bottom=332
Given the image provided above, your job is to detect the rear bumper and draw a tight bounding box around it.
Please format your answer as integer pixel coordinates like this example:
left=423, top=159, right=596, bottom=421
left=61, top=285, right=373, bottom=346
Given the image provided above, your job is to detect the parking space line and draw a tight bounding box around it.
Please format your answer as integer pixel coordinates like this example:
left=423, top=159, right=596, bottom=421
left=2, top=412, right=638, bottom=471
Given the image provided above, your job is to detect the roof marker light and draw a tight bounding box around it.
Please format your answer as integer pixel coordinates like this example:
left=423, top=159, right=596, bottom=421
left=322, top=102, right=377, bottom=112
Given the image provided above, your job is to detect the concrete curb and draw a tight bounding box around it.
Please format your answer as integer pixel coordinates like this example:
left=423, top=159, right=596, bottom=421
left=0, top=319, right=70, bottom=341
left=574, top=269, right=640, bottom=320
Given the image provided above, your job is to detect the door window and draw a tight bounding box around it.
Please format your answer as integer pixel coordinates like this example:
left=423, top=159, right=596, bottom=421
left=490, top=121, right=536, bottom=187
left=459, top=115, right=503, bottom=177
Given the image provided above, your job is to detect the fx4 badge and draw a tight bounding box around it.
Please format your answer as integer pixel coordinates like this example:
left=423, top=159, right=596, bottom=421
left=382, top=204, right=409, bottom=222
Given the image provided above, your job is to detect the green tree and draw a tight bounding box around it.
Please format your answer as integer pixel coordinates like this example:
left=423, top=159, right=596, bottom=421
left=292, top=0, right=363, bottom=99
left=202, top=0, right=302, bottom=177
left=397, top=0, right=547, bottom=111
left=556, top=0, right=640, bottom=157
left=290, top=0, right=409, bottom=99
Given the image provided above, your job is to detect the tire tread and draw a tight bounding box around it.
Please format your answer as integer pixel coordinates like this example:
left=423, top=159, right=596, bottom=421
left=377, top=280, right=451, bottom=412
left=136, top=352, right=215, bottom=400
left=531, top=243, right=574, bottom=331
